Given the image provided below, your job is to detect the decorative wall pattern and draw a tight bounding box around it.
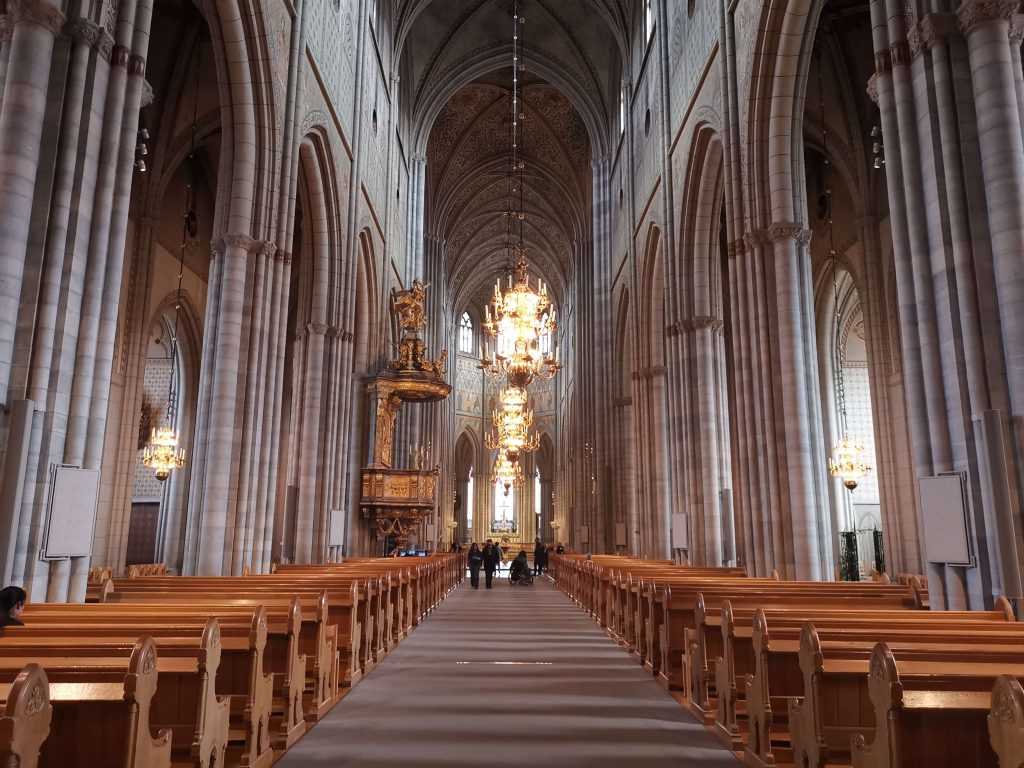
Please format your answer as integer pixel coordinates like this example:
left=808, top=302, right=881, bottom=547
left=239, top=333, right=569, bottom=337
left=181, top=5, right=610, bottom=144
left=132, top=356, right=173, bottom=502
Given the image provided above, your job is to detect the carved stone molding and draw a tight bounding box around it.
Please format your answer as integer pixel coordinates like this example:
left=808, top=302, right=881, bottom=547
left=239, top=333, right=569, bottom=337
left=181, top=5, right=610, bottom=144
left=726, top=239, right=744, bottom=260
left=213, top=232, right=275, bottom=256
left=889, top=40, right=911, bottom=67
left=768, top=221, right=813, bottom=247
left=866, top=73, right=880, bottom=105
left=1010, top=14, right=1024, bottom=41
left=128, top=53, right=145, bottom=76
left=141, top=79, right=154, bottom=108
left=742, top=229, right=769, bottom=250
left=874, top=50, right=892, bottom=74
left=690, top=315, right=724, bottom=333
left=65, top=18, right=99, bottom=46
left=957, top=0, right=1020, bottom=30
left=909, top=13, right=959, bottom=56
left=7, top=0, right=65, bottom=35
left=307, top=322, right=330, bottom=336
left=111, top=44, right=130, bottom=68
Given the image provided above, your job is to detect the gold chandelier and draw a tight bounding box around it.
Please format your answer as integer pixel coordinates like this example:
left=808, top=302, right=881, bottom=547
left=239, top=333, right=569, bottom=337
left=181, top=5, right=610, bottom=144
left=142, top=425, right=185, bottom=481
left=485, top=394, right=540, bottom=461
left=143, top=54, right=202, bottom=482
left=480, top=257, right=560, bottom=387
left=829, top=436, right=872, bottom=490
left=493, top=448, right=524, bottom=496
left=817, top=54, right=871, bottom=493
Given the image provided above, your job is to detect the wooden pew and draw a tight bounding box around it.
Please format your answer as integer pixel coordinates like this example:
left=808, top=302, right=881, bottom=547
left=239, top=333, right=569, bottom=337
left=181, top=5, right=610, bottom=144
left=848, top=643, right=1012, bottom=768
left=0, top=625, right=228, bottom=767
left=706, top=597, right=1016, bottom=750
left=107, top=575, right=365, bottom=697
left=989, top=675, right=1024, bottom=768
left=15, top=605, right=275, bottom=768
left=655, top=580, right=920, bottom=694
left=101, top=590, right=312, bottom=743
left=0, top=664, right=52, bottom=768
left=741, top=613, right=1022, bottom=768
left=0, top=637, right=173, bottom=768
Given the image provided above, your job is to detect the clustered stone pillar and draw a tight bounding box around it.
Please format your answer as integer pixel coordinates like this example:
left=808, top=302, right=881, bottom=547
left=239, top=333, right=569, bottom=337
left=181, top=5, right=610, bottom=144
left=866, top=0, right=1024, bottom=609
left=0, top=1, right=154, bottom=602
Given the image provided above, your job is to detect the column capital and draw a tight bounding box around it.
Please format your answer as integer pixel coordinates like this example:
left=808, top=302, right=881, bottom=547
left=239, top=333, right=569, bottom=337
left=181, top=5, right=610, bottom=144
left=410, top=151, right=427, bottom=165
left=957, top=0, right=1019, bottom=30
left=5, top=0, right=65, bottom=36
left=674, top=315, right=724, bottom=334
left=866, top=73, right=880, bottom=104
left=212, top=233, right=277, bottom=257
left=767, top=221, right=813, bottom=247
left=908, top=13, right=959, bottom=57
left=726, top=238, right=745, bottom=260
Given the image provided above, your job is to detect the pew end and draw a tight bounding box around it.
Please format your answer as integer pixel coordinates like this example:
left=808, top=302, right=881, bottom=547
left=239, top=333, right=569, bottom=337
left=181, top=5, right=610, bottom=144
left=989, top=675, right=1024, bottom=768
left=0, top=664, right=52, bottom=768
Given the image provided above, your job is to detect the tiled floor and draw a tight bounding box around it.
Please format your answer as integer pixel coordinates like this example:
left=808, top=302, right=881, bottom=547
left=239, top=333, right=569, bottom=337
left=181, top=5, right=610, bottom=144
left=276, top=575, right=740, bottom=767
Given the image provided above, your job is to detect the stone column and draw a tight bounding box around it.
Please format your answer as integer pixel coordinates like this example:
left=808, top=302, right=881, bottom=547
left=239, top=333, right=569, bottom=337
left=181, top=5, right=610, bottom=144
left=0, top=0, right=65, bottom=414
left=959, top=0, right=1024, bottom=434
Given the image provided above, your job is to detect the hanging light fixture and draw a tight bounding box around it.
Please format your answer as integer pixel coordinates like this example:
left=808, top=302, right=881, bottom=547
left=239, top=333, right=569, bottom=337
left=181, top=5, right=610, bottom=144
left=817, top=54, right=871, bottom=492
left=493, top=447, right=524, bottom=497
left=479, top=0, right=561, bottom=390
left=143, top=52, right=201, bottom=482
left=485, top=398, right=540, bottom=461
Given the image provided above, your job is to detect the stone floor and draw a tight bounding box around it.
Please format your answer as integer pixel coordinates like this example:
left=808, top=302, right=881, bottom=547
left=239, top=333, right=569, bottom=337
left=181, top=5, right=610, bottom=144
left=277, top=574, right=741, bottom=767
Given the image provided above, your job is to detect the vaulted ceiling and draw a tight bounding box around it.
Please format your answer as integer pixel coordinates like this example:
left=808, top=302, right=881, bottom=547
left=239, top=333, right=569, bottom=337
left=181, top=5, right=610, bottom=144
left=427, top=76, right=590, bottom=310
left=396, top=0, right=621, bottom=313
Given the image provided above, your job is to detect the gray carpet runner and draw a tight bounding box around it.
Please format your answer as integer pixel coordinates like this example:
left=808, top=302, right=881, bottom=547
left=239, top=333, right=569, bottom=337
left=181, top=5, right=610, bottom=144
left=276, top=576, right=740, bottom=767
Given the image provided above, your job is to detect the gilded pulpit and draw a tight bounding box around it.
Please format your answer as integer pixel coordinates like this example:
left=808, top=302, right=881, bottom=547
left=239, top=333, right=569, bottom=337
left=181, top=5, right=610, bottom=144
left=360, top=280, right=451, bottom=545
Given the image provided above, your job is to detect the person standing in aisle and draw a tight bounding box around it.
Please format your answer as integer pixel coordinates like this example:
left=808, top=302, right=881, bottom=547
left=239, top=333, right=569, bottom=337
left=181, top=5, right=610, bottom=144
left=482, top=541, right=501, bottom=589
left=533, top=539, right=548, bottom=576
left=467, top=543, right=483, bottom=589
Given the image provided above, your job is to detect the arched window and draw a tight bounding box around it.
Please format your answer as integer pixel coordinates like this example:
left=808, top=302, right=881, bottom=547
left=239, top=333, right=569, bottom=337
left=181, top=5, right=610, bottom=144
left=539, top=313, right=551, bottom=355
left=459, top=312, right=474, bottom=354
left=619, top=86, right=626, bottom=135
left=534, top=469, right=541, bottom=538
left=466, top=470, right=474, bottom=533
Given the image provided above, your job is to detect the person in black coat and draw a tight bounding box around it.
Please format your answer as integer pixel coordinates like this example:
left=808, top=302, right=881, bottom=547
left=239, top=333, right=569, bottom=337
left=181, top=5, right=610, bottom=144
left=482, top=542, right=502, bottom=589
left=533, top=539, right=548, bottom=576
left=467, top=543, right=483, bottom=589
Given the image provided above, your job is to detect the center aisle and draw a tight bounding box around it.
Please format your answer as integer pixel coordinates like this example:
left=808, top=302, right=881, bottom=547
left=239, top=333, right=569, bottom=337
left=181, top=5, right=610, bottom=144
left=277, top=575, right=739, bottom=767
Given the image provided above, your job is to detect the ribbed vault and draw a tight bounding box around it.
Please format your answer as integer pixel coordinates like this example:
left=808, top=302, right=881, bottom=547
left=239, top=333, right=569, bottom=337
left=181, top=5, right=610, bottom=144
left=428, top=76, right=591, bottom=310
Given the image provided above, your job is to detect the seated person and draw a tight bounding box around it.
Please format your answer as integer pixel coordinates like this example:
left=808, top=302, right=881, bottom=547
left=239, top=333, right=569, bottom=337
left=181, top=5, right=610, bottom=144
left=0, top=585, right=26, bottom=627
left=509, top=550, right=532, bottom=583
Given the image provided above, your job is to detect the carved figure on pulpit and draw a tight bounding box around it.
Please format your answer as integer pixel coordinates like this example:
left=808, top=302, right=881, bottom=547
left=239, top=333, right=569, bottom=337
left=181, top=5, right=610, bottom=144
left=391, top=279, right=429, bottom=337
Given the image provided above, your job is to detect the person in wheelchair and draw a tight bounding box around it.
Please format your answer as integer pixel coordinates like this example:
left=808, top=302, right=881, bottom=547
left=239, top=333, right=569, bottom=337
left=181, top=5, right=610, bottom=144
left=509, top=550, right=534, bottom=585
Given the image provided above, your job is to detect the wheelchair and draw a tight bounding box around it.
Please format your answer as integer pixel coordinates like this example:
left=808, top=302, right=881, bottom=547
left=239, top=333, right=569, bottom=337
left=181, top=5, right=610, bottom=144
left=508, top=565, right=534, bottom=586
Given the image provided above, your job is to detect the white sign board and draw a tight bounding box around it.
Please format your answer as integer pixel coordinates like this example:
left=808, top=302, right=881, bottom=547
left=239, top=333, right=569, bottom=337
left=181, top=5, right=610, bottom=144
left=327, top=508, right=345, bottom=547
left=43, top=466, right=100, bottom=559
left=918, top=474, right=973, bottom=566
left=614, top=523, right=627, bottom=547
left=671, top=513, right=689, bottom=549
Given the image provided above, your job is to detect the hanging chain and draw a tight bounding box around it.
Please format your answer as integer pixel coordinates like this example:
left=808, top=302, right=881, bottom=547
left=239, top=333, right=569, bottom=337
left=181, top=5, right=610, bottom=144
left=166, top=49, right=202, bottom=427
left=817, top=51, right=848, bottom=437
left=517, top=5, right=525, bottom=260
